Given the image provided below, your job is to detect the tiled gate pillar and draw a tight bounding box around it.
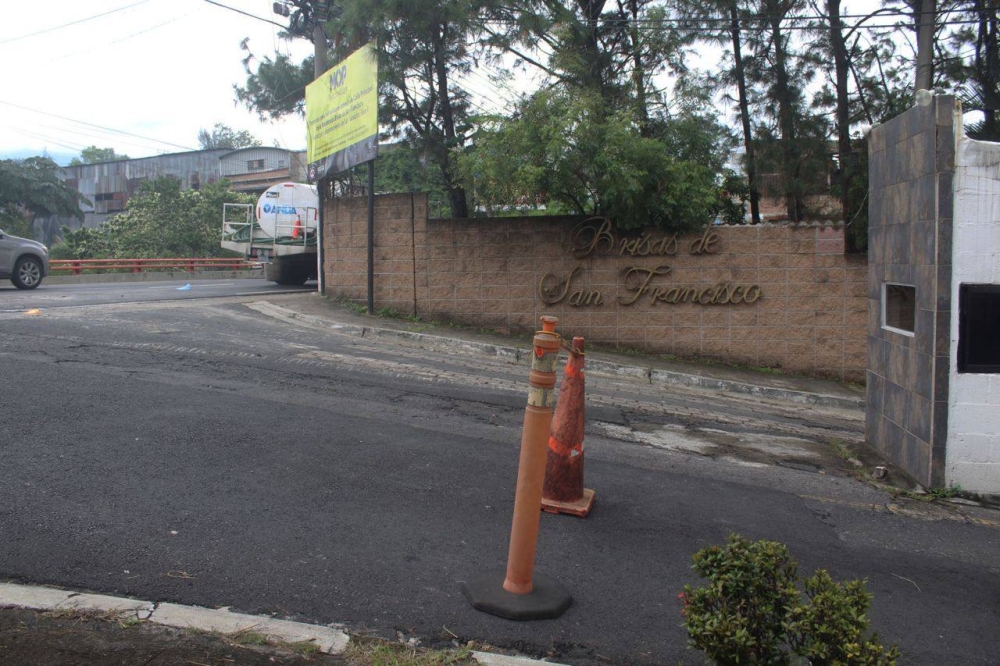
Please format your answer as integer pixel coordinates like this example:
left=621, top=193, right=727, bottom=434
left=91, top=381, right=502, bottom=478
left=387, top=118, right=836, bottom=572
left=866, top=94, right=957, bottom=488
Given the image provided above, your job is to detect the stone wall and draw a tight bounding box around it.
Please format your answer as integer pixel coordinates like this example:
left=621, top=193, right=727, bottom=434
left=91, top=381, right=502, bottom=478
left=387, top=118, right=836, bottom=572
left=323, top=193, right=867, bottom=381
left=866, top=95, right=957, bottom=488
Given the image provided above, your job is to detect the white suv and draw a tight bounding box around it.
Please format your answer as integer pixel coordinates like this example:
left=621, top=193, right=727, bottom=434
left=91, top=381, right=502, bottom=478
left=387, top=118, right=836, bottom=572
left=0, top=228, right=50, bottom=289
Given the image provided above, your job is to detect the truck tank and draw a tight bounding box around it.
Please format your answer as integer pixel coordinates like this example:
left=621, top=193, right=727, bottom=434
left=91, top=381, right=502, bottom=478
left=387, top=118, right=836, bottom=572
left=255, top=182, right=319, bottom=239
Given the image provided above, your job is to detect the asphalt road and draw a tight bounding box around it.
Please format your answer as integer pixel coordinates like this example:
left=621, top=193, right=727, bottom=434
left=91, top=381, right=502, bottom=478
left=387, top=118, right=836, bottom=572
left=0, top=277, right=313, bottom=312
left=0, top=282, right=997, bottom=664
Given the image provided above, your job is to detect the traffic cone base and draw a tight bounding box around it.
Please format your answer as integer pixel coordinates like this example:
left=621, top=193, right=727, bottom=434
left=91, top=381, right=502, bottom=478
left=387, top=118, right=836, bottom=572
left=462, top=571, right=572, bottom=621
left=541, top=487, right=595, bottom=518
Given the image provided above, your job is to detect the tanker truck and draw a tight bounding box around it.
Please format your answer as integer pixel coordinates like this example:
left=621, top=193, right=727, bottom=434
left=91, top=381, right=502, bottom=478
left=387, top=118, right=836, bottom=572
left=221, top=182, right=319, bottom=286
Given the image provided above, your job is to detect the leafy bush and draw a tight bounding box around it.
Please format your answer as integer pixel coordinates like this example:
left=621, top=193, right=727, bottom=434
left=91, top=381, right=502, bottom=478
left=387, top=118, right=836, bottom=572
left=453, top=89, right=729, bottom=233
left=681, top=535, right=900, bottom=665
left=57, top=177, right=253, bottom=260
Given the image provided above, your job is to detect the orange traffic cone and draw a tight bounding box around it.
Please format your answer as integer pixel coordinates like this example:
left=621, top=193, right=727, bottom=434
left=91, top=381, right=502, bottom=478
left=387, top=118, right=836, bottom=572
left=292, top=214, right=303, bottom=239
left=541, top=336, right=595, bottom=517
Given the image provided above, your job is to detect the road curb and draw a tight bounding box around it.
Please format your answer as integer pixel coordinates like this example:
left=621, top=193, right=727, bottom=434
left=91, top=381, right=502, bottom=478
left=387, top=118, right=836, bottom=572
left=472, top=651, right=567, bottom=665
left=0, top=582, right=347, bottom=655
left=151, top=602, right=349, bottom=654
left=247, top=301, right=864, bottom=411
left=0, top=582, right=562, bottom=664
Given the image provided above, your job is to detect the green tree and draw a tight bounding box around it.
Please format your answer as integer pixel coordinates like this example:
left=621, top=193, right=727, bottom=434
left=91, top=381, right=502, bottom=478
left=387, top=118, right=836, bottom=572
left=739, top=0, right=831, bottom=223
left=673, top=0, right=762, bottom=223
left=0, top=157, right=85, bottom=238
left=197, top=123, right=263, bottom=150
left=489, top=0, right=689, bottom=117
left=235, top=50, right=315, bottom=120
left=58, top=177, right=253, bottom=259
left=337, top=0, right=499, bottom=217
left=454, top=89, right=726, bottom=232
left=469, top=0, right=732, bottom=225
left=941, top=1, right=1000, bottom=140
left=69, top=146, right=128, bottom=166
left=236, top=0, right=493, bottom=217
left=367, top=143, right=450, bottom=215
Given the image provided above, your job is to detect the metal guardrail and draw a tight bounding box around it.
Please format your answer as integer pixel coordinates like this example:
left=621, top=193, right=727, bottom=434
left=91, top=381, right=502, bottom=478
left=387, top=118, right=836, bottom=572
left=50, top=258, right=262, bottom=275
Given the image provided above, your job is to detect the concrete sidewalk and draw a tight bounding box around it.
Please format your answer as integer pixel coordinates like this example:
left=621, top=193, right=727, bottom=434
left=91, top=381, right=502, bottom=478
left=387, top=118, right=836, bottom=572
left=253, top=292, right=866, bottom=412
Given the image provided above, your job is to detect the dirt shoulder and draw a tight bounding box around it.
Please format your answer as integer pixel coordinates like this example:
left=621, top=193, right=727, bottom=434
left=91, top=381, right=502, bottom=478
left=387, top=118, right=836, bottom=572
left=0, top=606, right=346, bottom=665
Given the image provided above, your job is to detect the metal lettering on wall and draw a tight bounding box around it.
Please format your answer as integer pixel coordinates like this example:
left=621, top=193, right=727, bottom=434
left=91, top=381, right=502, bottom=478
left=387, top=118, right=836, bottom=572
left=539, top=217, right=763, bottom=307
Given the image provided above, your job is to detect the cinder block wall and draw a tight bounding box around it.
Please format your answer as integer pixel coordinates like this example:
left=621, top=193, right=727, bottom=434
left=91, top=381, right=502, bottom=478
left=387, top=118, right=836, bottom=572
left=324, top=193, right=867, bottom=380
left=948, top=133, right=1000, bottom=493
left=866, top=95, right=957, bottom=487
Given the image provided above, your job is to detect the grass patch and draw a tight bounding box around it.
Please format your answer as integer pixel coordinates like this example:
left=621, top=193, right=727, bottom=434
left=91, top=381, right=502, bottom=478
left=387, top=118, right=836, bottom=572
left=829, top=438, right=852, bottom=461
left=825, top=438, right=870, bottom=483
left=197, top=628, right=331, bottom=658
left=340, top=299, right=369, bottom=315
left=288, top=640, right=322, bottom=656
left=926, top=484, right=962, bottom=500
left=228, top=628, right=271, bottom=646
left=346, top=636, right=474, bottom=665
left=894, top=483, right=967, bottom=503
left=41, top=607, right=144, bottom=629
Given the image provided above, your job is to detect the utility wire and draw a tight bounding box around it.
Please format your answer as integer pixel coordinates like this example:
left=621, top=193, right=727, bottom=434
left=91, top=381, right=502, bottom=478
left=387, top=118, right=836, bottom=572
left=0, top=99, right=196, bottom=152
left=454, top=73, right=514, bottom=112
left=0, top=0, right=153, bottom=46
left=10, top=127, right=93, bottom=153
left=42, top=11, right=195, bottom=64
left=201, top=0, right=289, bottom=29
left=26, top=120, right=177, bottom=155
left=482, top=12, right=997, bottom=30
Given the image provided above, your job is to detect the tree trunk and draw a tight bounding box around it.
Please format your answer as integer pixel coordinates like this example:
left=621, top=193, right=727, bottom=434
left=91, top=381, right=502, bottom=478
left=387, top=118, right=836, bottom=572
left=976, top=0, right=999, bottom=136
left=828, top=0, right=860, bottom=251
left=915, top=0, right=935, bottom=93
left=629, top=0, right=649, bottom=133
left=431, top=21, right=469, bottom=218
left=576, top=0, right=608, bottom=96
left=766, top=0, right=801, bottom=221
left=730, top=2, right=760, bottom=224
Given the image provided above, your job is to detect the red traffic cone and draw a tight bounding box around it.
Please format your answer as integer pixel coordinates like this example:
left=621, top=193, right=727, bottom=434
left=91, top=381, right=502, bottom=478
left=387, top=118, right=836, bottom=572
left=541, top=336, right=595, bottom=517
left=292, top=214, right=303, bottom=239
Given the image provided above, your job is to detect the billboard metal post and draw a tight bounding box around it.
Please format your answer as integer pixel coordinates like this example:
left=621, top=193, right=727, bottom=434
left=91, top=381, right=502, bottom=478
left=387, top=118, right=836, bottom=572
left=314, top=25, right=328, bottom=296
left=368, top=161, right=375, bottom=314
left=317, top=177, right=325, bottom=294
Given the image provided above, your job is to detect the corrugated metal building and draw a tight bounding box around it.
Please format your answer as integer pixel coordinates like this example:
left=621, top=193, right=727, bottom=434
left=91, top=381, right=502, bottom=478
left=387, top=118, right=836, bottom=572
left=220, top=147, right=307, bottom=192
left=53, top=147, right=307, bottom=232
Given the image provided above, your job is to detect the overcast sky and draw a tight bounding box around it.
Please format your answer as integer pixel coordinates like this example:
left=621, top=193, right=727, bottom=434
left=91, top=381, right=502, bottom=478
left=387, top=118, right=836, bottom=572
left=0, top=0, right=894, bottom=167
left=0, top=0, right=314, bottom=165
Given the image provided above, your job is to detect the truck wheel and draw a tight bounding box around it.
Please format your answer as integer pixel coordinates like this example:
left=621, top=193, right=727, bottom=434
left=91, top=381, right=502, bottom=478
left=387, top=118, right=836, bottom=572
left=266, top=261, right=309, bottom=286
left=278, top=267, right=310, bottom=286
left=264, top=262, right=282, bottom=283
left=12, top=256, right=43, bottom=290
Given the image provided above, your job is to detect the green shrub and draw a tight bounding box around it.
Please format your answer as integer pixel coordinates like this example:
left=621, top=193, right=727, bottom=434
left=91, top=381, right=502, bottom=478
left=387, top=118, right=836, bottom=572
left=48, top=242, right=77, bottom=260
left=681, top=535, right=900, bottom=665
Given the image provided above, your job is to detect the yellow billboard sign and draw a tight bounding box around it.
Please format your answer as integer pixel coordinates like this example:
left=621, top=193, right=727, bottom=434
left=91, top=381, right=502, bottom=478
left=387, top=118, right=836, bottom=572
left=305, top=42, right=378, bottom=181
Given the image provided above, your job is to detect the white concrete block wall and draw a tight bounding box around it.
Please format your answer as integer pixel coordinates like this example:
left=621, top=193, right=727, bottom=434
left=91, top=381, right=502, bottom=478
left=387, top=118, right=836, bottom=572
left=949, top=137, right=1000, bottom=494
